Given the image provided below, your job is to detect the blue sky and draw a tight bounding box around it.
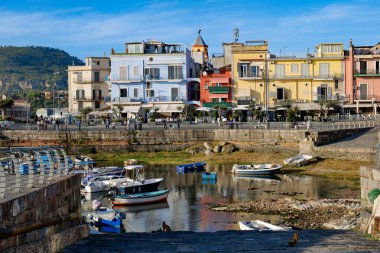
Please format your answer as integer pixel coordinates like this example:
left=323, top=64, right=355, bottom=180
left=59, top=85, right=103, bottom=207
left=0, top=0, right=379, bottom=60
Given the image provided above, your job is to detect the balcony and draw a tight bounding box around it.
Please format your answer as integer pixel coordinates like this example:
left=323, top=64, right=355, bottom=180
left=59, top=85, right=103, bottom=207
left=74, top=79, right=103, bottom=84
left=208, top=86, right=230, bottom=94
left=74, top=96, right=104, bottom=102
left=238, top=73, right=263, bottom=79
left=354, top=70, right=380, bottom=77
left=203, top=101, right=232, bottom=108
left=111, top=96, right=187, bottom=103
left=353, top=94, right=380, bottom=102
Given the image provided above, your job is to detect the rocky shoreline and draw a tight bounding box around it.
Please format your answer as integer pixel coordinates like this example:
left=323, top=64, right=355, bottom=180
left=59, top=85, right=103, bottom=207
left=211, top=198, right=369, bottom=231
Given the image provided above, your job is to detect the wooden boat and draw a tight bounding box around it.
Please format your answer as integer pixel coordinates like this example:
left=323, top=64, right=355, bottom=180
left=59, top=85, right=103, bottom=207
left=176, top=162, right=206, bottom=173
left=238, top=220, right=290, bottom=231
left=283, top=154, right=314, bottom=166
left=202, top=172, right=217, bottom=180
left=232, top=164, right=282, bottom=175
left=112, top=189, right=169, bottom=206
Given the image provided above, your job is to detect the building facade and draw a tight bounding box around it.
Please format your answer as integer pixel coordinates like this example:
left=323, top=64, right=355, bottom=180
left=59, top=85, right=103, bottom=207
left=200, top=70, right=232, bottom=108
left=344, top=40, right=380, bottom=114
left=232, top=41, right=345, bottom=110
left=67, top=57, right=111, bottom=113
left=108, top=40, right=200, bottom=119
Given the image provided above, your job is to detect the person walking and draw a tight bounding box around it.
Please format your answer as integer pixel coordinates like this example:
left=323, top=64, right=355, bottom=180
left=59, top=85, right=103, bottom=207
left=77, top=119, right=81, bottom=131
left=163, top=119, right=167, bottom=129
left=177, top=117, right=181, bottom=129
left=105, top=119, right=110, bottom=129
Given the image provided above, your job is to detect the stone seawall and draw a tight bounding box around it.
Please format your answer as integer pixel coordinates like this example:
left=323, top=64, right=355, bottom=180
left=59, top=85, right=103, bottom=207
left=0, top=175, right=88, bottom=252
left=309, top=128, right=373, bottom=146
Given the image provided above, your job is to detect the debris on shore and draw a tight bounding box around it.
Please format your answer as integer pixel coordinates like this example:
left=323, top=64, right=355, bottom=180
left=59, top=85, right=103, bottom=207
left=211, top=198, right=367, bottom=230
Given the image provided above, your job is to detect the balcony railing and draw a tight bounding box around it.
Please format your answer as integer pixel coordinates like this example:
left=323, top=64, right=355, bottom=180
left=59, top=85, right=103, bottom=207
left=238, top=73, right=263, bottom=79
left=74, top=96, right=104, bottom=101
left=74, top=79, right=103, bottom=84
left=353, top=94, right=380, bottom=101
left=208, top=86, right=230, bottom=94
left=354, top=70, right=380, bottom=76
left=203, top=102, right=232, bottom=108
left=111, top=96, right=187, bottom=103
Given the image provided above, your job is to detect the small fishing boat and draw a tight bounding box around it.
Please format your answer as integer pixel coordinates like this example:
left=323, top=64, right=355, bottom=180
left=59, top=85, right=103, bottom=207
left=283, top=154, right=314, bottom=166
left=176, top=162, right=206, bottom=173
left=232, top=164, right=282, bottom=175
left=112, top=189, right=169, bottom=206
left=112, top=164, right=164, bottom=194
left=238, top=220, right=290, bottom=231
left=202, top=172, right=217, bottom=180
left=91, top=213, right=123, bottom=228
left=82, top=176, right=132, bottom=193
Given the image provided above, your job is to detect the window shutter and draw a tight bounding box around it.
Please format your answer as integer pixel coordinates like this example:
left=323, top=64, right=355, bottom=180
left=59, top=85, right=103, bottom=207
left=314, top=86, right=320, bottom=101
left=327, top=87, right=332, bottom=100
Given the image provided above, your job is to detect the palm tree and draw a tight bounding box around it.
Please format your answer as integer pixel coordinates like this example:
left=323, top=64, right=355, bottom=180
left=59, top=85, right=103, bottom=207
left=0, top=99, right=14, bottom=120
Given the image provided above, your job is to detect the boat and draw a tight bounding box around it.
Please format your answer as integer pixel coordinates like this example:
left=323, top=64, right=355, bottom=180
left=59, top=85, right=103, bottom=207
left=71, top=166, right=125, bottom=175
left=176, top=162, right=206, bottom=173
left=112, top=189, right=169, bottom=206
left=90, top=212, right=124, bottom=228
left=238, top=220, right=290, bottom=231
left=81, top=176, right=132, bottom=193
left=112, top=164, right=164, bottom=195
left=81, top=173, right=125, bottom=187
left=283, top=154, right=314, bottom=166
left=232, top=164, right=282, bottom=175
left=202, top=172, right=217, bottom=180
left=74, top=155, right=95, bottom=170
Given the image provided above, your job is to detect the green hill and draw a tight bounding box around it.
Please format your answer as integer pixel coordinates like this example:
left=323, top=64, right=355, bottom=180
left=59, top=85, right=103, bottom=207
left=0, top=46, right=84, bottom=97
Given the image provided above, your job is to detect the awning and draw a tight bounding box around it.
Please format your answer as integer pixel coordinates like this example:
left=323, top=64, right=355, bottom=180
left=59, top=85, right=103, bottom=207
left=232, top=105, right=249, bottom=111
left=209, top=94, right=229, bottom=99
left=343, top=104, right=378, bottom=108
left=196, top=107, right=211, bottom=112
left=276, top=107, right=288, bottom=111
left=122, top=106, right=142, bottom=114
left=152, top=104, right=183, bottom=113
left=293, top=103, right=321, bottom=111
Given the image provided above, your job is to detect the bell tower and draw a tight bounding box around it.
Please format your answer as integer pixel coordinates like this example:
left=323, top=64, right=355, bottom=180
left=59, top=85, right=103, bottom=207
left=191, top=29, right=209, bottom=62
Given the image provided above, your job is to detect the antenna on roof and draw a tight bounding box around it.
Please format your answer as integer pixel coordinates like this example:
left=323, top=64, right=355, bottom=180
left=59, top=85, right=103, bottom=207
left=233, top=28, right=239, bottom=43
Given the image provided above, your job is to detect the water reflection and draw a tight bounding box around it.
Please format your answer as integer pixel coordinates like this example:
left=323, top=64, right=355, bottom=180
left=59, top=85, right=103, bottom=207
left=82, top=163, right=358, bottom=232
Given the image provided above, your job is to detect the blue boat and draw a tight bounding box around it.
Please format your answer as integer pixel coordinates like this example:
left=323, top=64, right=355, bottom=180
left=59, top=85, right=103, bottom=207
left=202, top=172, right=217, bottom=180
left=94, top=213, right=123, bottom=228
left=176, top=162, right=206, bottom=173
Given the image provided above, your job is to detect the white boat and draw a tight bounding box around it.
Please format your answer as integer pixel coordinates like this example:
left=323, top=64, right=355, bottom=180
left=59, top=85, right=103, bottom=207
left=284, top=154, right=314, bottom=166
left=85, top=207, right=118, bottom=222
left=112, top=189, right=169, bottom=206
left=82, top=177, right=131, bottom=193
left=238, top=220, right=290, bottom=231
left=232, top=164, right=282, bottom=175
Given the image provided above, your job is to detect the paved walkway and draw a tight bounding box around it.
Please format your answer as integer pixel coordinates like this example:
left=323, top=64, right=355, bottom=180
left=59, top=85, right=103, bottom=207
left=322, top=126, right=379, bottom=149
left=61, top=230, right=380, bottom=253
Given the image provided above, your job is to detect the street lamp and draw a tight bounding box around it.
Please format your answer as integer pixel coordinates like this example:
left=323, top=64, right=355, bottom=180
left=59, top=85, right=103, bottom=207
left=52, top=72, right=60, bottom=119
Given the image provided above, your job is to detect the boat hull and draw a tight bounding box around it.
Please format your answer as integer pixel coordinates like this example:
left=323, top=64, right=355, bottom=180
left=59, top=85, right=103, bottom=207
left=176, top=162, right=206, bottom=173
left=112, top=190, right=169, bottom=206
left=115, top=178, right=163, bottom=195
left=238, top=220, right=289, bottom=231
left=232, top=164, right=282, bottom=175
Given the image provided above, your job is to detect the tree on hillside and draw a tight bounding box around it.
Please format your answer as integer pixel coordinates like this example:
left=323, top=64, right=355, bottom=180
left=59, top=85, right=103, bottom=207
left=0, top=99, right=14, bottom=120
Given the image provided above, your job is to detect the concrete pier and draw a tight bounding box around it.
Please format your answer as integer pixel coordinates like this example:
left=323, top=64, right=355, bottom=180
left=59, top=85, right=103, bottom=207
left=61, top=230, right=380, bottom=253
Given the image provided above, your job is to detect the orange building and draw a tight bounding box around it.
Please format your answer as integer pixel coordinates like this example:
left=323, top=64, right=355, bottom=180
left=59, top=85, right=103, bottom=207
left=200, top=70, right=232, bottom=107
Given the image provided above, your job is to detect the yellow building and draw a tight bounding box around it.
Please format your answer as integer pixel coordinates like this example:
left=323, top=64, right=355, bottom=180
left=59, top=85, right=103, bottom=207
left=232, top=42, right=345, bottom=109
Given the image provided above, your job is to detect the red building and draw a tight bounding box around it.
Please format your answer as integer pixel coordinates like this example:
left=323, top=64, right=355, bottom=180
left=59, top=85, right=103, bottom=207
left=200, top=70, right=232, bottom=108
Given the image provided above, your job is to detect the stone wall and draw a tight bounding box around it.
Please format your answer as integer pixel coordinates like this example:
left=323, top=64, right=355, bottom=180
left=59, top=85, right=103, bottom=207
left=0, top=175, right=88, bottom=252
left=309, top=128, right=373, bottom=146
left=360, top=166, right=380, bottom=205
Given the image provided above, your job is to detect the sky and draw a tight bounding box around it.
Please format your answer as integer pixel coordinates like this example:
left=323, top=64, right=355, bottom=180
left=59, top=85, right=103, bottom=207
left=0, top=0, right=379, bottom=60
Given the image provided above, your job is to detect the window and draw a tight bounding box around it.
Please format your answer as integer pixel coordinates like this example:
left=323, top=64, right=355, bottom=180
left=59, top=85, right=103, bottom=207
left=78, top=102, right=83, bottom=111
left=360, top=61, right=367, bottom=74
left=94, top=72, right=100, bottom=82
left=119, top=66, right=128, bottom=80
left=301, top=64, right=309, bottom=77
left=171, top=87, right=179, bottom=101
left=275, top=64, right=285, bottom=77
left=360, top=84, right=368, bottom=100
left=334, top=80, right=339, bottom=90
left=120, top=89, right=128, bottom=97
left=93, top=87, right=102, bottom=100
left=376, top=61, right=380, bottom=74
left=75, top=72, right=83, bottom=83
left=94, top=102, right=100, bottom=109
left=321, top=45, right=341, bottom=53
left=316, top=84, right=332, bottom=101
left=238, top=63, right=248, bottom=78
left=276, top=87, right=285, bottom=100
left=251, top=65, right=260, bottom=77
left=133, top=88, right=139, bottom=98
left=319, top=63, right=329, bottom=77
left=146, top=89, right=154, bottom=97
left=204, top=82, right=209, bottom=90
left=291, top=64, right=298, bottom=73
left=168, top=66, right=183, bottom=79
left=145, top=68, right=160, bottom=80
left=127, top=44, right=142, bottom=53
left=133, top=66, right=139, bottom=77
left=75, top=89, right=85, bottom=100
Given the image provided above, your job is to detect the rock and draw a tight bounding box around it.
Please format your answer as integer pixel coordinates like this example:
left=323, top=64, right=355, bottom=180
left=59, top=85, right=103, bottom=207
left=222, top=144, right=236, bottom=153
left=186, top=145, right=205, bottom=155
left=205, top=150, right=214, bottom=156
left=213, top=145, right=222, bottom=153
left=203, top=142, right=213, bottom=151
left=220, top=141, right=227, bottom=146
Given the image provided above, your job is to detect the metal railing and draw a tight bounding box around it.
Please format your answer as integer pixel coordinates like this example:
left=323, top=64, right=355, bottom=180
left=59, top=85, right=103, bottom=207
left=0, top=147, right=71, bottom=199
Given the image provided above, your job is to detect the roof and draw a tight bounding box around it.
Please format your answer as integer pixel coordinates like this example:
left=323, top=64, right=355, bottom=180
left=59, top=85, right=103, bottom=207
left=194, top=30, right=207, bottom=46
